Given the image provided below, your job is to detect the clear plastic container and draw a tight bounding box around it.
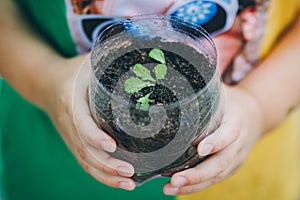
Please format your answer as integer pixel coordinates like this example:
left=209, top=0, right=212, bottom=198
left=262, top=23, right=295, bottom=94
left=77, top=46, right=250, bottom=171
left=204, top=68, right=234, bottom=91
left=88, top=15, right=224, bottom=185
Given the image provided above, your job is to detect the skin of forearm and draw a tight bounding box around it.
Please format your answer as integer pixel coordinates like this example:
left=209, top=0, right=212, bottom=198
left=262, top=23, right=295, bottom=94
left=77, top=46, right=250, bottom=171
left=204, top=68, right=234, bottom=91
left=238, top=12, right=300, bottom=133
left=0, top=0, right=67, bottom=111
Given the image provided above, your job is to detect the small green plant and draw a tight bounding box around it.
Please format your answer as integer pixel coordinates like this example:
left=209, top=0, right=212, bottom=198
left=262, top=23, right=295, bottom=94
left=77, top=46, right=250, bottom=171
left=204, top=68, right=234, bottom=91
left=124, top=48, right=167, bottom=111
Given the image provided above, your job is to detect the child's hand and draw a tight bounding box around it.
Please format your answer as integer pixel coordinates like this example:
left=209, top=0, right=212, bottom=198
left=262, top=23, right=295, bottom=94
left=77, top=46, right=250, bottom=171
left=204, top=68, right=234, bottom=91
left=164, top=85, right=264, bottom=195
left=45, top=55, right=136, bottom=190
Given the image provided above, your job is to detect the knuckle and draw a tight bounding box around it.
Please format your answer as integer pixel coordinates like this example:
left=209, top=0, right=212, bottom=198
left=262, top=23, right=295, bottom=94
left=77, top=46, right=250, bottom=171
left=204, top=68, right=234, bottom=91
left=231, top=120, right=242, bottom=138
left=82, top=163, right=90, bottom=172
left=78, top=145, right=88, bottom=160
left=57, top=81, right=72, bottom=102
left=181, top=169, right=201, bottom=185
left=178, top=186, right=195, bottom=195
left=77, top=159, right=90, bottom=173
left=231, top=127, right=241, bottom=141
left=103, top=165, right=114, bottom=174
left=217, top=157, right=230, bottom=172
left=87, top=133, right=101, bottom=147
left=95, top=175, right=119, bottom=188
left=95, top=161, right=108, bottom=173
left=92, top=157, right=116, bottom=175
left=191, top=172, right=202, bottom=184
left=110, top=180, right=122, bottom=189
left=57, top=95, right=72, bottom=114
left=55, top=112, right=67, bottom=128
left=211, top=174, right=222, bottom=185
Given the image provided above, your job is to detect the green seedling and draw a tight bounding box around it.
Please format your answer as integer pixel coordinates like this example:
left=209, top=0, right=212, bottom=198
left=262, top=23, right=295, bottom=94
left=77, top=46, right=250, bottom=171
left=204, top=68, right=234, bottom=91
left=136, top=92, right=153, bottom=111
left=124, top=48, right=167, bottom=110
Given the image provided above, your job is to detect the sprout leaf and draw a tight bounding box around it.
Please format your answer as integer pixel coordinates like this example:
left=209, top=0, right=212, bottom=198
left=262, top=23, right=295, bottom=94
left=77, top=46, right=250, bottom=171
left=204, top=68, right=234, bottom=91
left=124, top=78, right=155, bottom=94
left=149, top=48, right=166, bottom=64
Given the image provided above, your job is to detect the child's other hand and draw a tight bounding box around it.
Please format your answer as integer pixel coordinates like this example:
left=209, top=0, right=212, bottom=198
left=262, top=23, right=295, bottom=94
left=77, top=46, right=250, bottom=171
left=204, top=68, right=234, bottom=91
left=164, top=85, right=263, bottom=195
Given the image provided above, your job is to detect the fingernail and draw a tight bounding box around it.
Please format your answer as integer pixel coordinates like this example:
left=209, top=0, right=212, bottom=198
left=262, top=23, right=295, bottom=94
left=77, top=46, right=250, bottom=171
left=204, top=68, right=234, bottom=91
left=200, top=143, right=213, bottom=156
left=173, top=176, right=186, bottom=187
left=165, top=187, right=179, bottom=195
left=119, top=181, right=134, bottom=190
left=100, top=140, right=115, bottom=152
left=117, top=166, right=134, bottom=176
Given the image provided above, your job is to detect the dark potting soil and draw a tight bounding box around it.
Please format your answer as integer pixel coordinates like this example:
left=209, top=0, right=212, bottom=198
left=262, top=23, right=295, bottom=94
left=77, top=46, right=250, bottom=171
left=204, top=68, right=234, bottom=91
left=90, top=36, right=220, bottom=184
